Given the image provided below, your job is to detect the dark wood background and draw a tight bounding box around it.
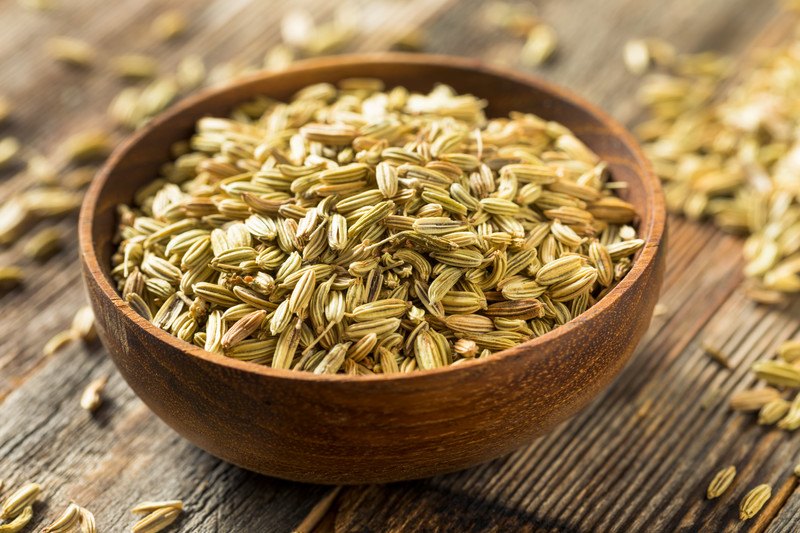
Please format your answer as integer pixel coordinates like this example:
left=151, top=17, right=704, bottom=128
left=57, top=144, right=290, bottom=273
left=1, top=0, right=799, bottom=531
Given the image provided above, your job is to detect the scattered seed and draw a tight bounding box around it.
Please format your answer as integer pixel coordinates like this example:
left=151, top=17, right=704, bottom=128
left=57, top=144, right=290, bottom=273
left=176, top=55, right=205, bottom=91
left=0, top=483, right=40, bottom=520
left=739, top=484, right=771, bottom=520
left=111, top=54, right=158, bottom=80
left=131, top=500, right=183, bottom=533
left=758, top=398, right=790, bottom=425
left=43, top=329, right=75, bottom=356
left=706, top=465, right=736, bottom=499
left=0, top=266, right=24, bottom=292
left=22, top=227, right=62, bottom=261
left=0, top=137, right=20, bottom=169
left=18, top=0, right=58, bottom=11
left=778, top=340, right=800, bottom=363
left=752, top=360, right=800, bottom=388
left=45, top=37, right=95, bottom=67
left=42, top=502, right=80, bottom=532
left=624, top=39, right=651, bottom=75
left=630, top=32, right=800, bottom=299
left=0, top=96, right=10, bottom=125
left=263, top=45, right=294, bottom=71
left=391, top=29, right=426, bottom=52
left=152, top=10, right=187, bottom=41
left=729, top=387, right=780, bottom=411
left=520, top=24, right=557, bottom=67
left=0, top=505, right=32, bottom=532
left=80, top=375, right=108, bottom=412
left=702, top=342, right=731, bottom=368
left=60, top=130, right=113, bottom=163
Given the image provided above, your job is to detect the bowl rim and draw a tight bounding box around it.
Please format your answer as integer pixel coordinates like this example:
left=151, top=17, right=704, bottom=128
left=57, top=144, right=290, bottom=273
left=79, top=52, right=665, bottom=383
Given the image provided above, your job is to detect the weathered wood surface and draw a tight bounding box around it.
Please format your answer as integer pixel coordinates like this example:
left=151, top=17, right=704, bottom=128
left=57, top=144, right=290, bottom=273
left=0, top=0, right=797, bottom=531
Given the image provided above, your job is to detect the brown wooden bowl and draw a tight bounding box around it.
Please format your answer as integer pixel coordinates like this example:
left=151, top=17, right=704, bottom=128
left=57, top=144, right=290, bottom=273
left=79, top=53, right=666, bottom=485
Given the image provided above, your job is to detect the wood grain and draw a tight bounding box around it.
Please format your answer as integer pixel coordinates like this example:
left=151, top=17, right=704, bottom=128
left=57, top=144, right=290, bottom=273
left=0, top=0, right=797, bottom=530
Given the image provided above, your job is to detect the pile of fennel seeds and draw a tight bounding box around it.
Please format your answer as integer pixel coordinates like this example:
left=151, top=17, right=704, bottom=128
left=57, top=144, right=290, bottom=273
left=110, top=80, right=643, bottom=375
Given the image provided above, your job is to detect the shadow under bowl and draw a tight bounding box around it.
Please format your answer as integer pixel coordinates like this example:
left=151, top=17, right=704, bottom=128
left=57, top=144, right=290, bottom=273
left=79, top=53, right=666, bottom=485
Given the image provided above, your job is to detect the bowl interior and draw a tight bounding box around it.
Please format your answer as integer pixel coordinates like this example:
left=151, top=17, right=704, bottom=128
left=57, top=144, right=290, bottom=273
left=84, top=53, right=662, bottom=377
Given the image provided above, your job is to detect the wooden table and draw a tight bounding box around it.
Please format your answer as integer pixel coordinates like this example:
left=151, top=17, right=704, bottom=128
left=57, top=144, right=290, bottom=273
left=2, top=0, right=799, bottom=531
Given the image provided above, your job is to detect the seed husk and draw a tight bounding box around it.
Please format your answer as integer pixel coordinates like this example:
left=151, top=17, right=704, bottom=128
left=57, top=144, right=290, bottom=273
left=454, top=338, right=478, bottom=358
left=739, top=484, right=771, bottom=520
left=706, top=465, right=736, bottom=499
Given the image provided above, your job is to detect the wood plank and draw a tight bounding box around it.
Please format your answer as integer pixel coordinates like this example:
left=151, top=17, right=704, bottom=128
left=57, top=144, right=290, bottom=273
left=0, top=342, right=330, bottom=531
left=1, top=0, right=798, bottom=531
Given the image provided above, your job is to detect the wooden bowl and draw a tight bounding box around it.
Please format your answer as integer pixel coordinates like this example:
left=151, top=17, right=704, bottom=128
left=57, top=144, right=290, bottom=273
left=79, top=53, right=666, bottom=484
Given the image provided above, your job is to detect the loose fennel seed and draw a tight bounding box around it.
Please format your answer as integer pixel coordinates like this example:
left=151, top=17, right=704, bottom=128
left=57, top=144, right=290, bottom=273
left=0, top=137, right=20, bottom=169
left=0, top=483, right=40, bottom=520
left=45, top=37, right=95, bottom=67
left=71, top=305, right=97, bottom=342
left=111, top=54, right=159, bottom=80
left=42, top=330, right=75, bottom=356
left=630, top=27, right=800, bottom=299
left=131, top=500, right=183, bottom=533
left=42, top=502, right=80, bottom=532
left=22, top=227, right=62, bottom=261
left=0, top=506, right=32, bottom=532
left=778, top=339, right=800, bottom=363
left=0, top=266, right=24, bottom=292
left=80, top=375, right=108, bottom=412
left=111, top=82, right=642, bottom=374
left=706, top=465, right=736, bottom=499
left=728, top=387, right=779, bottom=412
left=0, top=96, right=9, bottom=125
left=151, top=10, right=187, bottom=42
left=739, top=484, right=771, bottom=520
